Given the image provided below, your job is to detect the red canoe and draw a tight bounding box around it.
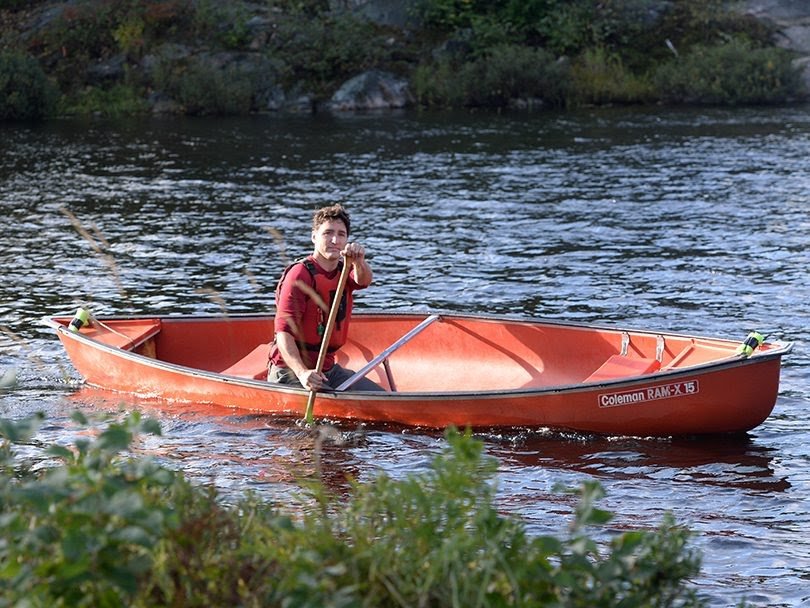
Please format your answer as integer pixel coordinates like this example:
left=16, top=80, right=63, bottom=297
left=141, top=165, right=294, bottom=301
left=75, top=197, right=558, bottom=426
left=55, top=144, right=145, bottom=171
left=44, top=311, right=793, bottom=436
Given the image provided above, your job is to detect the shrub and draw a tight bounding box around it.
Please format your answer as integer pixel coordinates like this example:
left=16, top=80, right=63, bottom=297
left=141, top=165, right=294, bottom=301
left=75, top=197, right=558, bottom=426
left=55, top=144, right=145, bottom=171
left=1, top=415, right=709, bottom=607
left=654, top=38, right=802, bottom=105
left=413, top=44, right=570, bottom=109
left=191, top=0, right=252, bottom=50
left=0, top=0, right=31, bottom=9
left=570, top=47, right=654, bottom=106
left=412, top=0, right=485, bottom=31
left=0, top=51, right=58, bottom=120
left=269, top=12, right=395, bottom=97
left=154, top=59, right=254, bottom=115
left=44, top=2, right=120, bottom=61
left=113, top=15, right=147, bottom=56
left=0, top=412, right=178, bottom=605
left=59, top=83, right=149, bottom=117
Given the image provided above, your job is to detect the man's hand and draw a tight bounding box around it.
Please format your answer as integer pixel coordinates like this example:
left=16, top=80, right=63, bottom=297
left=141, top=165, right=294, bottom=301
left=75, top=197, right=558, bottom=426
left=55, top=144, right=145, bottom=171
left=342, top=242, right=372, bottom=286
left=342, top=242, right=365, bottom=260
left=298, top=368, right=328, bottom=391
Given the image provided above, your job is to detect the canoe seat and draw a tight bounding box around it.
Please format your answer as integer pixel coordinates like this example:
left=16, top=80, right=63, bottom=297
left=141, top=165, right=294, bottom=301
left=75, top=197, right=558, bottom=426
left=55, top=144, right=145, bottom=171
left=220, top=343, right=271, bottom=380
left=81, top=319, right=161, bottom=351
left=584, top=355, right=661, bottom=383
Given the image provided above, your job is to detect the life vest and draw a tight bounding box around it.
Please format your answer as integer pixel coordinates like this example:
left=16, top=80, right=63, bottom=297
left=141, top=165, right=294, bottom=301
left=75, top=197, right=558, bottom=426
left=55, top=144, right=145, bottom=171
left=271, top=256, right=351, bottom=369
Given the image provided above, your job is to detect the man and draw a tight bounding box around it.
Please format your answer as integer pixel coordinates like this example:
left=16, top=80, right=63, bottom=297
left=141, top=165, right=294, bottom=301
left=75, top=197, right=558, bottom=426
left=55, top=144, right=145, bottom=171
left=268, top=204, right=384, bottom=392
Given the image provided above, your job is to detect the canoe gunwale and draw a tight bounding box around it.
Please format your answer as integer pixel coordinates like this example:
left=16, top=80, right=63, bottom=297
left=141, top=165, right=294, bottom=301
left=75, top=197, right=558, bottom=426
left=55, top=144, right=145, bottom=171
left=45, top=308, right=797, bottom=347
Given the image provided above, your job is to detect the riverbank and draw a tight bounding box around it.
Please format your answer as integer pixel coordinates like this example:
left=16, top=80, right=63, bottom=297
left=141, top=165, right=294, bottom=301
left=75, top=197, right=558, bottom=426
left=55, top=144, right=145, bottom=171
left=1, top=0, right=809, bottom=119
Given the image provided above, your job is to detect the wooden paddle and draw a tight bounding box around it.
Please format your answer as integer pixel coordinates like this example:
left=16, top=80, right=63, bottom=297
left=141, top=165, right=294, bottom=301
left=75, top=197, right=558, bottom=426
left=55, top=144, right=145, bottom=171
left=303, top=257, right=352, bottom=424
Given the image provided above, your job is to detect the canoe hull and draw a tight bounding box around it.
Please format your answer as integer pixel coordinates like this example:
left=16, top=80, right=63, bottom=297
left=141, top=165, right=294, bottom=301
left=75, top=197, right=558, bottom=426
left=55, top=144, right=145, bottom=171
left=47, top=312, right=791, bottom=436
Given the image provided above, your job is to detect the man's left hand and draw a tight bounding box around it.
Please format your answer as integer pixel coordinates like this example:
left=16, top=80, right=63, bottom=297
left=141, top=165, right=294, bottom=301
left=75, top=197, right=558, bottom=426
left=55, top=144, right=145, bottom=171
left=343, top=242, right=365, bottom=260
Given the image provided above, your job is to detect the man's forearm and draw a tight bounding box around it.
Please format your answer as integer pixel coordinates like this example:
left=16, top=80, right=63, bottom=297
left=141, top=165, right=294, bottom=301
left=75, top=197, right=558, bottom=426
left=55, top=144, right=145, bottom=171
left=353, top=258, right=373, bottom=287
left=275, top=332, right=309, bottom=375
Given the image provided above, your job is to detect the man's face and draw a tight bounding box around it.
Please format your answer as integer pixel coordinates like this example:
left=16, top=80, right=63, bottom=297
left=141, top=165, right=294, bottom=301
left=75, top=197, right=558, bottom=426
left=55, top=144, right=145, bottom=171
left=312, top=219, right=348, bottom=261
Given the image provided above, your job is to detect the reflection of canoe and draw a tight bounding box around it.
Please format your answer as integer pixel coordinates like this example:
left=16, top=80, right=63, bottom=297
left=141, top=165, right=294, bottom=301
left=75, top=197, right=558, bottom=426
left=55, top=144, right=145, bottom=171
left=491, top=432, right=791, bottom=492
left=44, top=312, right=793, bottom=436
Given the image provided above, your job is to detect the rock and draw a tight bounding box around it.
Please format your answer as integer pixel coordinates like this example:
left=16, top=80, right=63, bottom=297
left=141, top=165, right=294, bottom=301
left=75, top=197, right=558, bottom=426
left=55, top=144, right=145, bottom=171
left=282, top=91, right=315, bottom=113
left=259, top=84, right=286, bottom=112
left=742, top=0, right=810, bottom=53
left=147, top=91, right=182, bottom=114
left=328, top=69, right=413, bottom=111
left=741, top=1, right=810, bottom=96
left=329, top=0, right=419, bottom=28
left=744, top=0, right=810, bottom=22
left=0, top=367, right=17, bottom=389
left=793, top=56, right=810, bottom=94
left=140, top=43, right=193, bottom=75
left=86, top=53, right=127, bottom=84
left=432, top=37, right=473, bottom=63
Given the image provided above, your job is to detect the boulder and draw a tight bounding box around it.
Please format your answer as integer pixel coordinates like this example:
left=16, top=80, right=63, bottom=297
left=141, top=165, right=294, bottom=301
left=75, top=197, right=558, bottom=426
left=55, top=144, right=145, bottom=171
left=85, top=53, right=127, bottom=84
left=328, top=0, right=418, bottom=28
left=742, top=1, right=810, bottom=95
left=742, top=0, right=810, bottom=53
left=328, top=69, right=413, bottom=111
left=793, top=56, right=810, bottom=94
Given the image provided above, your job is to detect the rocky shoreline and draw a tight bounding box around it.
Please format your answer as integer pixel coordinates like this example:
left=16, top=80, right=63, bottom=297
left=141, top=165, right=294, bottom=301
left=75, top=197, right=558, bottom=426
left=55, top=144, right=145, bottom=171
left=1, top=0, right=809, bottom=117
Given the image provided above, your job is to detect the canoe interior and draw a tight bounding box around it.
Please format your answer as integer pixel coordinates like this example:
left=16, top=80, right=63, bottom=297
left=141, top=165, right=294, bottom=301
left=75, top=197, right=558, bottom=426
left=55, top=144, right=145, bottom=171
left=53, top=314, right=776, bottom=393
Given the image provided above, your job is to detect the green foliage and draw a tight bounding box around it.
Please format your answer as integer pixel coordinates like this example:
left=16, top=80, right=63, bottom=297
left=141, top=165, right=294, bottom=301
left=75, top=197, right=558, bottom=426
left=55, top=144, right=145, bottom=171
left=113, top=15, right=147, bottom=56
left=0, top=411, right=177, bottom=606
left=413, top=44, right=569, bottom=108
left=154, top=59, right=254, bottom=115
left=652, top=0, right=775, bottom=50
left=0, top=51, right=58, bottom=120
left=267, top=0, right=330, bottom=17
left=3, top=0, right=801, bottom=115
left=411, top=0, right=795, bottom=108
left=191, top=0, right=252, bottom=50
left=36, top=0, right=191, bottom=93
left=43, top=0, right=192, bottom=58
left=570, top=47, right=654, bottom=106
left=413, top=0, right=492, bottom=31
left=269, top=12, right=395, bottom=96
left=655, top=39, right=802, bottom=105
left=0, top=0, right=30, bottom=9
left=1, top=416, right=708, bottom=607
left=414, top=0, right=656, bottom=55
left=60, top=83, right=150, bottom=117
left=43, top=2, right=120, bottom=62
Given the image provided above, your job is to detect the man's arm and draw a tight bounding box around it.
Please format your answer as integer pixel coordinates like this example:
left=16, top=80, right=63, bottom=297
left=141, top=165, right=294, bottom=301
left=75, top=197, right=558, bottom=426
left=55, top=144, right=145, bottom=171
left=275, top=331, right=327, bottom=390
left=345, top=243, right=373, bottom=287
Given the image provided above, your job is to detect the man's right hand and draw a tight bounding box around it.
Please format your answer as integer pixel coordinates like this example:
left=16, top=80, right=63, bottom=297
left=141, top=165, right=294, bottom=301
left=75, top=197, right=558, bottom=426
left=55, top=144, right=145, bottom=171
left=297, top=369, right=328, bottom=391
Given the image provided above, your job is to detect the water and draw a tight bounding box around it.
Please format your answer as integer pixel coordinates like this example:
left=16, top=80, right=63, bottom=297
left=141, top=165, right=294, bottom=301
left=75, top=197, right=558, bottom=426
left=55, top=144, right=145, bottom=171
left=1, top=106, right=809, bottom=606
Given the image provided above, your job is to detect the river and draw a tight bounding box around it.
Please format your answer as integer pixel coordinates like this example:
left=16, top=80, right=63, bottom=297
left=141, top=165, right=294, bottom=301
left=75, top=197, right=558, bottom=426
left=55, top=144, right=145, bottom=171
left=1, top=106, right=809, bottom=607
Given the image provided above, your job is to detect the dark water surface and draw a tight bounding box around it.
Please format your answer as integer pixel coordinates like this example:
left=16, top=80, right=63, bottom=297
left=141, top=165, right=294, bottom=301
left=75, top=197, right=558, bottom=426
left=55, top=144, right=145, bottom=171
left=1, top=107, right=809, bottom=606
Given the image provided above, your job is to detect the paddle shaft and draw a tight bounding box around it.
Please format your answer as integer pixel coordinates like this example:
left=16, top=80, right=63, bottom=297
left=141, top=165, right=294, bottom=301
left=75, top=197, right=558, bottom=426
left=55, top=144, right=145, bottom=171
left=304, top=258, right=352, bottom=423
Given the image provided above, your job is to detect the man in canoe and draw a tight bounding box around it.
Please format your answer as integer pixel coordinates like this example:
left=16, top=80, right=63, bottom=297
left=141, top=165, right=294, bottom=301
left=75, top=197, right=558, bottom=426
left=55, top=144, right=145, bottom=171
left=268, top=204, right=384, bottom=392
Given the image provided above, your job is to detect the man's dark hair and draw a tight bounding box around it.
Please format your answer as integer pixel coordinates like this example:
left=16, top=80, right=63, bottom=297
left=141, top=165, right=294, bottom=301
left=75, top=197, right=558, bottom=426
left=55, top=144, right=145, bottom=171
left=312, top=204, right=351, bottom=236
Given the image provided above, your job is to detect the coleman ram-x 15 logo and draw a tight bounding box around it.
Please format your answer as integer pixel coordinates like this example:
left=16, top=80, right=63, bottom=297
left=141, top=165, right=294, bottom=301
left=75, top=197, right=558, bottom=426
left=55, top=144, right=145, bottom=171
left=598, top=380, right=699, bottom=408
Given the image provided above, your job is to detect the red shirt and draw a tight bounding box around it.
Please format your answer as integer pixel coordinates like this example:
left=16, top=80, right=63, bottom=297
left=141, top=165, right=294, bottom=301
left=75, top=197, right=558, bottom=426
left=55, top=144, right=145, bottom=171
left=269, top=256, right=364, bottom=371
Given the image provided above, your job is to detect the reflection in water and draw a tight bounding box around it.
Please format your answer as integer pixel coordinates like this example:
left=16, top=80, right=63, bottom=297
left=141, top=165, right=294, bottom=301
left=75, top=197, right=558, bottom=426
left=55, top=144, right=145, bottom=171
left=66, top=387, right=370, bottom=498
left=489, top=431, right=790, bottom=493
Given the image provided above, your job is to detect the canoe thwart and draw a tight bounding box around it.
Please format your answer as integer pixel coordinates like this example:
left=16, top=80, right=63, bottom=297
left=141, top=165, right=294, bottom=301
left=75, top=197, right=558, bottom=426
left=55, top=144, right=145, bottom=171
left=335, top=314, right=441, bottom=392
